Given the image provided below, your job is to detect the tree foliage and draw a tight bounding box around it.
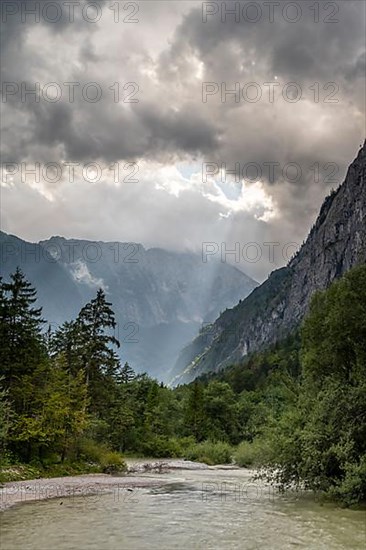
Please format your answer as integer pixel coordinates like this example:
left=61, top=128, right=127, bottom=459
left=0, top=265, right=365, bottom=505
left=265, top=265, right=366, bottom=505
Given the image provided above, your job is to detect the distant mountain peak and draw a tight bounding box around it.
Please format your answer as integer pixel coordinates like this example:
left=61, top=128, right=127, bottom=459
left=0, top=231, right=257, bottom=381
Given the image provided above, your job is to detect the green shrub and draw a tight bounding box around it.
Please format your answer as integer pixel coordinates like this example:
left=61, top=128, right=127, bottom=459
left=139, top=436, right=186, bottom=458
left=77, top=437, right=106, bottom=463
left=76, top=437, right=126, bottom=473
left=329, top=456, right=366, bottom=507
left=183, top=440, right=233, bottom=465
left=100, top=451, right=126, bottom=474
left=0, top=463, right=42, bottom=483
left=234, top=438, right=274, bottom=467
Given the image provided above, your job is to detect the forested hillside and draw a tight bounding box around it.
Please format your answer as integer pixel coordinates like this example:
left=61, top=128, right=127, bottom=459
left=1, top=266, right=365, bottom=505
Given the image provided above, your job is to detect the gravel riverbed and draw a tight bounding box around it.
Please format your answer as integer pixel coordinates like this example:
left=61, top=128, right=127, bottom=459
left=0, top=460, right=217, bottom=512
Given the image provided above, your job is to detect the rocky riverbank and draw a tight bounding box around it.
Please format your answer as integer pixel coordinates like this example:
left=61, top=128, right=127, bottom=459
left=0, top=460, right=219, bottom=512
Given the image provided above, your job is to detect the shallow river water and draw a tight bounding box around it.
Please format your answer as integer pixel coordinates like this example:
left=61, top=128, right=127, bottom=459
left=1, top=467, right=365, bottom=549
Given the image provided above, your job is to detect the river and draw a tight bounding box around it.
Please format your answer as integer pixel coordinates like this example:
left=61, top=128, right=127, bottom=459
left=1, top=466, right=365, bottom=549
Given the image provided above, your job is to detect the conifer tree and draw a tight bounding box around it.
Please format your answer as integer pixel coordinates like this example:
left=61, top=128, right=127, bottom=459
left=73, top=289, right=121, bottom=416
left=50, top=320, right=84, bottom=374
left=0, top=268, right=45, bottom=394
left=185, top=381, right=206, bottom=441
left=118, top=362, right=136, bottom=384
left=76, top=289, right=120, bottom=382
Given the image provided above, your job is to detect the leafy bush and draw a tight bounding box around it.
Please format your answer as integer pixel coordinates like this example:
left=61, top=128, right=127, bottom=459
left=76, top=437, right=126, bottom=473
left=234, top=438, right=274, bottom=467
left=77, top=437, right=107, bottom=462
left=139, top=436, right=187, bottom=458
left=329, top=456, right=366, bottom=507
left=183, top=440, right=233, bottom=465
left=0, top=463, right=42, bottom=483
left=100, top=451, right=126, bottom=474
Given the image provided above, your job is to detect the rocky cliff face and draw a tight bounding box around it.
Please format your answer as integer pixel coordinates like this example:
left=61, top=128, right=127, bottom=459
left=0, top=232, right=257, bottom=381
left=172, top=142, right=366, bottom=385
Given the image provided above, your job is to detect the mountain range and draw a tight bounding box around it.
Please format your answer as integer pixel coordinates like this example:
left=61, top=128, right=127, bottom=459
left=0, top=232, right=257, bottom=381
left=2, top=143, right=365, bottom=384
left=171, top=142, right=366, bottom=385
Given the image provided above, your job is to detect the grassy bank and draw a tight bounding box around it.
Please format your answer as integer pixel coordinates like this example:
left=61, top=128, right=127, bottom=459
left=0, top=439, right=236, bottom=483
left=0, top=439, right=127, bottom=484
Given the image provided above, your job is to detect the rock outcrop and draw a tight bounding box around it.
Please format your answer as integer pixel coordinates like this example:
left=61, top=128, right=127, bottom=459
left=172, top=142, right=366, bottom=385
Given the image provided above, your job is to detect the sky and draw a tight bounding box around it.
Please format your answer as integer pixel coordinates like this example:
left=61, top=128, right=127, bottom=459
left=1, top=0, right=365, bottom=281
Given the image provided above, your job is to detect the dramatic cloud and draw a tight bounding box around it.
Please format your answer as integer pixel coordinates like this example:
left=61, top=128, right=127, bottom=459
left=1, top=0, right=365, bottom=280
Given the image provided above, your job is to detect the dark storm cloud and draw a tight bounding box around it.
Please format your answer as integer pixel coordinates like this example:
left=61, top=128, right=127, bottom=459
left=0, top=0, right=218, bottom=163
left=2, top=0, right=364, bottom=164
left=3, top=98, right=219, bottom=164
left=1, top=0, right=365, bottom=280
left=136, top=104, right=221, bottom=156
left=345, top=51, right=366, bottom=81
left=165, top=0, right=365, bottom=84
left=154, top=0, right=365, bottom=230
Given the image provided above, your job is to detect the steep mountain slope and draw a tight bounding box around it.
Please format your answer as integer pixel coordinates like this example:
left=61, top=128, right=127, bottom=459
left=172, top=142, right=366, bottom=385
left=0, top=233, right=257, bottom=380
left=0, top=232, right=83, bottom=323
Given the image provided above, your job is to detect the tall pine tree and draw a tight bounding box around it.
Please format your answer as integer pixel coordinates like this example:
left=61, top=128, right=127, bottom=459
left=0, top=268, right=45, bottom=394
